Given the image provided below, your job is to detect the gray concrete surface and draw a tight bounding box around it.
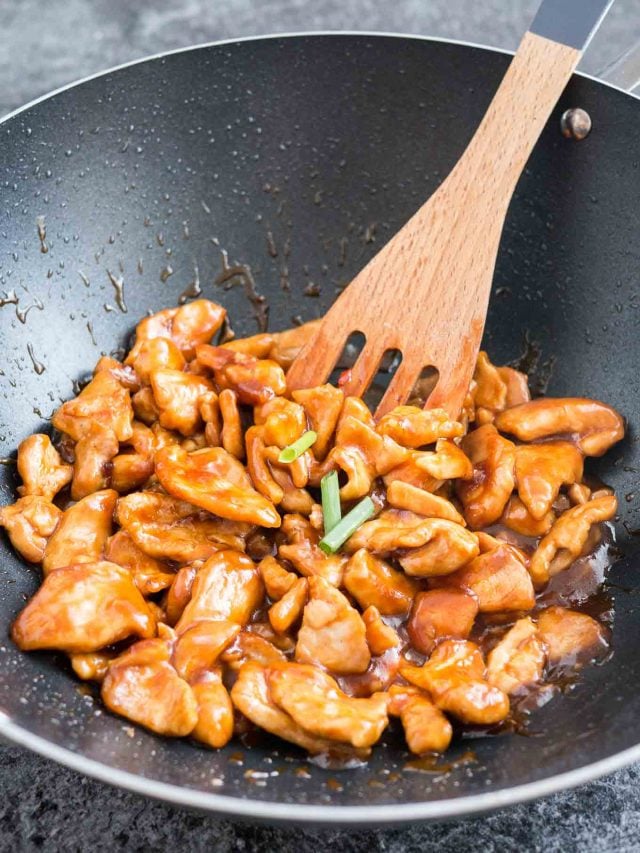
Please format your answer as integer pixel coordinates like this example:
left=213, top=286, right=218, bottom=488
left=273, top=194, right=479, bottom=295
left=2, top=1, right=640, bottom=850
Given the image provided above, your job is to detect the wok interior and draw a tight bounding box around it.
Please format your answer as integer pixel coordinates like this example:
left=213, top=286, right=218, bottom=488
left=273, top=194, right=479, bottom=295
left=1, top=35, right=640, bottom=817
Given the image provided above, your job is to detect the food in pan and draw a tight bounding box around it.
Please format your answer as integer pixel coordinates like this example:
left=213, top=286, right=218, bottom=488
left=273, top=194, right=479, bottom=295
left=3, top=298, right=624, bottom=760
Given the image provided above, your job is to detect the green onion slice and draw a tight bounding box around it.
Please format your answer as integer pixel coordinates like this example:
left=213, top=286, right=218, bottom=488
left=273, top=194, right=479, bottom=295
left=321, top=471, right=341, bottom=534
left=278, top=430, right=317, bottom=464
left=319, top=496, right=375, bottom=555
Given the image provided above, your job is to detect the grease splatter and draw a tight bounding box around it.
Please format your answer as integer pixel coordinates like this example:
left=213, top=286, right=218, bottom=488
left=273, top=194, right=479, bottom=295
left=27, top=343, right=45, bottom=375
left=107, top=271, right=127, bottom=313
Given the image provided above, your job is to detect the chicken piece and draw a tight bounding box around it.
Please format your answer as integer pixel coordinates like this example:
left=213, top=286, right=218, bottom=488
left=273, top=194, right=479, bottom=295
left=279, top=515, right=347, bottom=587
left=472, top=351, right=507, bottom=419
left=269, top=577, right=308, bottom=634
left=568, top=483, right=592, bottom=506
left=52, top=370, right=134, bottom=443
left=245, top=426, right=284, bottom=505
left=362, top=606, right=400, bottom=655
left=269, top=663, right=389, bottom=748
left=102, top=651, right=198, bottom=737
left=295, top=576, right=370, bottom=674
left=529, top=495, right=617, bottom=586
left=486, top=618, right=547, bottom=694
left=267, top=319, right=322, bottom=369
left=105, top=530, right=175, bottom=595
left=164, top=564, right=198, bottom=626
left=131, top=336, right=186, bottom=385
left=386, top=480, right=466, bottom=525
left=291, top=384, right=344, bottom=460
left=400, top=640, right=509, bottom=725
left=12, top=561, right=155, bottom=652
left=413, top=440, right=473, bottom=481
left=231, top=661, right=363, bottom=755
left=342, top=549, right=417, bottom=616
left=43, top=489, right=117, bottom=575
left=70, top=651, right=114, bottom=682
left=0, top=496, right=61, bottom=563
left=221, top=631, right=287, bottom=670
left=70, top=424, right=119, bottom=500
left=408, top=589, right=479, bottom=655
left=111, top=451, right=155, bottom=493
left=255, top=396, right=307, bottom=449
left=258, top=555, right=297, bottom=600
left=200, top=390, right=222, bottom=447
left=93, top=356, right=140, bottom=391
left=514, top=441, right=584, bottom=521
left=196, top=345, right=287, bottom=405
left=155, top=445, right=280, bottom=528
left=496, top=366, right=531, bottom=408
left=218, top=389, right=245, bottom=459
left=267, top=463, right=314, bottom=515
left=346, top=510, right=478, bottom=580
left=223, top=332, right=276, bottom=359
left=323, top=415, right=408, bottom=501
left=376, top=406, right=463, bottom=449
left=500, top=495, right=554, bottom=537
left=16, top=434, right=73, bottom=500
left=171, top=619, right=240, bottom=682
left=176, top=550, right=264, bottom=631
left=116, top=491, right=250, bottom=562
left=388, top=687, right=453, bottom=754
left=439, top=541, right=535, bottom=613
left=458, top=425, right=515, bottom=529
left=536, top=606, right=609, bottom=666
left=397, top=524, right=479, bottom=579
left=381, top=454, right=441, bottom=492
left=132, top=386, right=160, bottom=425
left=149, top=369, right=214, bottom=436
left=126, top=299, right=226, bottom=362
left=191, top=669, right=235, bottom=748
left=495, top=397, right=625, bottom=457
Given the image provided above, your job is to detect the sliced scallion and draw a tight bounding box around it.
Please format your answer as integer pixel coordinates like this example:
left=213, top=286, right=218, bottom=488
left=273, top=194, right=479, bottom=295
left=278, top=430, right=317, bottom=464
left=321, top=471, right=341, bottom=534
left=318, top=496, right=375, bottom=555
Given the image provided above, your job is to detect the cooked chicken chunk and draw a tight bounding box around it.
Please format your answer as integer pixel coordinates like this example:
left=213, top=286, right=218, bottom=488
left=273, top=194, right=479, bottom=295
left=457, top=424, right=516, bottom=529
left=514, top=441, right=583, bottom=521
left=343, top=548, right=418, bottom=616
left=486, top=618, right=547, bottom=694
left=16, top=434, right=73, bottom=500
left=155, top=445, right=280, bottom=528
left=400, top=640, right=510, bottom=725
left=439, top=541, right=535, bottom=612
left=408, top=589, right=479, bottom=655
left=268, top=663, right=389, bottom=748
left=105, top=530, right=175, bottom=596
left=295, top=577, right=370, bottom=674
left=191, top=669, right=235, bottom=748
left=171, top=619, right=240, bottom=682
left=388, top=686, right=453, bottom=754
left=376, top=406, right=463, bottom=448
left=126, top=299, right=226, bottom=361
left=176, top=550, right=264, bottom=631
left=43, top=489, right=117, bottom=574
left=12, top=561, right=155, bottom=652
left=536, top=606, right=609, bottom=666
left=0, top=496, right=61, bottom=563
left=116, top=491, right=250, bottom=562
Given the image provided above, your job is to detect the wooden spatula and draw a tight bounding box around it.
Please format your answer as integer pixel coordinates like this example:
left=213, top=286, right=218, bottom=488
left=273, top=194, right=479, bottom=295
left=286, top=0, right=615, bottom=419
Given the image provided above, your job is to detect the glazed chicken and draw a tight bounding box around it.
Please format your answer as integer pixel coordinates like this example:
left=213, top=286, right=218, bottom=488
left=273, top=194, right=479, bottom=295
left=3, top=298, right=623, bottom=761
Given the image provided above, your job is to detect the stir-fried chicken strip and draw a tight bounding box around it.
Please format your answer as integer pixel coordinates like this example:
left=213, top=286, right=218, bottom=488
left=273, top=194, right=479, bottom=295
left=5, top=299, right=624, bottom=762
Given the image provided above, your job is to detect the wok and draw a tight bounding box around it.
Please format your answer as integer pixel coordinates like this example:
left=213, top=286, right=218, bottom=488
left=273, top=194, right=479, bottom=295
left=0, top=33, right=639, bottom=826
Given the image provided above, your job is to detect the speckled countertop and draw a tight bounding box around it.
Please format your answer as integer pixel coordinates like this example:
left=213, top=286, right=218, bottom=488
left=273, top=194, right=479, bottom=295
left=2, top=1, right=640, bottom=851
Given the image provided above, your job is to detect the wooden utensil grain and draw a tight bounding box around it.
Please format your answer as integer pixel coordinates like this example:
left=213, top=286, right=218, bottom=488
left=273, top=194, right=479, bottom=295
left=286, top=0, right=615, bottom=419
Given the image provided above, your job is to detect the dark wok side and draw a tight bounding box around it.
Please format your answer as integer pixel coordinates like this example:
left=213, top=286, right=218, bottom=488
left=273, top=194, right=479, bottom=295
left=0, top=35, right=640, bottom=825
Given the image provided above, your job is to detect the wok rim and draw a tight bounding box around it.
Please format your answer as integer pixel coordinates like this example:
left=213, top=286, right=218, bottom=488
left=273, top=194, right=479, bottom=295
left=1, top=31, right=638, bottom=825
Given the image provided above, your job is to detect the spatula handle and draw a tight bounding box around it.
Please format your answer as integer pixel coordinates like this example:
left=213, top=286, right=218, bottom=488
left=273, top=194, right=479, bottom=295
left=530, top=0, right=615, bottom=50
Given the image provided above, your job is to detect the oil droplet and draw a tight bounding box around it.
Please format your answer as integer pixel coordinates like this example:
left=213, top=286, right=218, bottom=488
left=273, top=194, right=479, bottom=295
left=178, top=264, right=202, bottom=304
left=160, top=265, right=173, bottom=283
left=107, top=271, right=127, bottom=313
left=36, top=215, right=48, bottom=253
left=215, top=248, right=268, bottom=332
left=16, top=296, right=44, bottom=324
left=87, top=321, right=97, bottom=346
left=27, top=343, right=45, bottom=375
left=0, top=290, right=18, bottom=309
left=78, top=270, right=90, bottom=287
left=266, top=230, right=278, bottom=258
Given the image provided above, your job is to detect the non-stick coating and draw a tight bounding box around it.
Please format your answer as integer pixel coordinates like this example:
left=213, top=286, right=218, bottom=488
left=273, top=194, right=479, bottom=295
left=1, top=34, right=640, bottom=825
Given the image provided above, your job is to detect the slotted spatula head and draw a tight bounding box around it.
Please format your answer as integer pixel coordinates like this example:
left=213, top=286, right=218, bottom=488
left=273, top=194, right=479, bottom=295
left=286, top=0, right=614, bottom=419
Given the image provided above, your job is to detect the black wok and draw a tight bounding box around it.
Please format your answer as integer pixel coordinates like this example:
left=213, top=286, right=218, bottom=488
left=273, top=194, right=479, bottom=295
left=1, top=33, right=639, bottom=826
